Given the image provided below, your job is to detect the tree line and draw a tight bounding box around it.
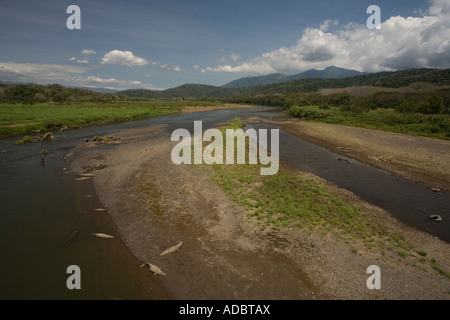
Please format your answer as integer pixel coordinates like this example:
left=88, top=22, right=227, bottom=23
left=0, top=83, right=121, bottom=104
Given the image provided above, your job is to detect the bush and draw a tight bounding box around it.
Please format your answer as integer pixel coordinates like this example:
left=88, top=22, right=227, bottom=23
left=396, top=101, right=418, bottom=113
left=419, top=94, right=444, bottom=114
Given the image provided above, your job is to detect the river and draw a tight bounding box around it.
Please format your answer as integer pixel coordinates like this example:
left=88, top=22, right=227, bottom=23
left=0, top=105, right=448, bottom=299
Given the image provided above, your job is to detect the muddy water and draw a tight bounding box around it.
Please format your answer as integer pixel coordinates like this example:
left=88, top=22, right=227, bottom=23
left=0, top=106, right=278, bottom=299
left=1, top=105, right=449, bottom=299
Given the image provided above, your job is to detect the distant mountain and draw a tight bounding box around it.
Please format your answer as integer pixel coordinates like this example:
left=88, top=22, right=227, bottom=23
left=117, top=68, right=450, bottom=99
left=84, top=87, right=118, bottom=94
left=221, top=73, right=286, bottom=88
left=120, top=83, right=244, bottom=99
left=222, top=66, right=367, bottom=88
left=286, top=66, right=367, bottom=81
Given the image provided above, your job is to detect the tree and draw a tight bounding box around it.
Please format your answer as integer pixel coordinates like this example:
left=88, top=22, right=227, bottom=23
left=419, top=94, right=444, bottom=114
left=34, top=92, right=47, bottom=102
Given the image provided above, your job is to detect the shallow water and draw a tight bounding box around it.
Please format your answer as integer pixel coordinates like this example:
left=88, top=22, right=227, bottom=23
left=0, top=105, right=448, bottom=299
left=0, top=106, right=277, bottom=299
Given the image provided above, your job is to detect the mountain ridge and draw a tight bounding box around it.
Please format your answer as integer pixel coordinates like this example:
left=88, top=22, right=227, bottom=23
left=222, top=66, right=367, bottom=88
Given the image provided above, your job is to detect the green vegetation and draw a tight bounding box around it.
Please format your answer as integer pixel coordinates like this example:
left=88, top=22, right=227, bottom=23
left=0, top=83, right=117, bottom=105
left=0, top=100, right=219, bottom=137
left=118, top=68, right=450, bottom=99
left=224, top=83, right=450, bottom=139
left=14, top=135, right=33, bottom=145
left=287, top=105, right=450, bottom=139
left=194, top=118, right=450, bottom=278
left=2, top=68, right=450, bottom=140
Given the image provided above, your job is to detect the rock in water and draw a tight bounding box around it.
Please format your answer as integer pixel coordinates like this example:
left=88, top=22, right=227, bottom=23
left=429, top=215, right=442, bottom=222
left=40, top=132, right=53, bottom=142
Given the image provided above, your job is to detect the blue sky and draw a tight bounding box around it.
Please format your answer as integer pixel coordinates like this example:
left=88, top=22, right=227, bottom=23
left=1, top=0, right=449, bottom=90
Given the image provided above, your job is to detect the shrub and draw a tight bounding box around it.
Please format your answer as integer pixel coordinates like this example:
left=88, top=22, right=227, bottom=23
left=396, top=101, right=418, bottom=113
left=419, top=95, right=444, bottom=114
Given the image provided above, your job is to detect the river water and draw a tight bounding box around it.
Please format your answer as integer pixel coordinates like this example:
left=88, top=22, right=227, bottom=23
left=0, top=106, right=448, bottom=299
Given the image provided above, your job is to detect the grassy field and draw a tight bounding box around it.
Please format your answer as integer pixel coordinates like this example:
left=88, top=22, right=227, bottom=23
left=287, top=105, right=450, bottom=140
left=196, top=118, right=450, bottom=278
left=0, top=100, right=220, bottom=137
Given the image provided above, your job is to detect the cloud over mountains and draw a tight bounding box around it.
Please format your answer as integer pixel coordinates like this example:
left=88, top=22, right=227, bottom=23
left=206, top=0, right=450, bottom=76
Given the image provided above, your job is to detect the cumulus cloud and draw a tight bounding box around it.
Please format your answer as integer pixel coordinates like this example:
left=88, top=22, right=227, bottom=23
left=100, top=50, right=148, bottom=66
left=192, top=64, right=200, bottom=70
left=81, top=49, right=96, bottom=55
left=206, top=0, right=450, bottom=76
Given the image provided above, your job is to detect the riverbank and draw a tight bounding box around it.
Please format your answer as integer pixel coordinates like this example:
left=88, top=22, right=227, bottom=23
left=246, top=116, right=450, bottom=191
left=0, top=102, right=250, bottom=138
left=70, top=120, right=450, bottom=299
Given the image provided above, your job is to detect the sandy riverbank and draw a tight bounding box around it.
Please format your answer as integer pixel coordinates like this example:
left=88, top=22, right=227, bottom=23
left=270, top=117, right=450, bottom=191
left=70, top=118, right=450, bottom=300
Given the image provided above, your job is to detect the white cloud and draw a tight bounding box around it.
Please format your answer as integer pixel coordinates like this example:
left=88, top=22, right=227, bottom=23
left=230, top=54, right=240, bottom=62
left=81, top=49, right=96, bottom=55
left=160, top=63, right=182, bottom=71
left=69, top=57, right=90, bottom=64
left=193, top=64, right=200, bottom=70
left=0, top=62, right=157, bottom=90
left=319, top=19, right=339, bottom=32
left=0, top=62, right=88, bottom=83
left=84, top=76, right=144, bottom=86
left=100, top=50, right=148, bottom=66
left=205, top=0, right=450, bottom=76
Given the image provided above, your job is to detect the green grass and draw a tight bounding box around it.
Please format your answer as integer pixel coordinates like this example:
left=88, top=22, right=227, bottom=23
left=193, top=118, right=450, bottom=279
left=0, top=100, right=220, bottom=137
left=198, top=119, right=393, bottom=244
left=288, top=105, right=450, bottom=139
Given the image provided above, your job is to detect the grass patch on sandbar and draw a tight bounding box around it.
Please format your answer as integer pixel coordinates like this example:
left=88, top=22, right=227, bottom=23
left=195, top=118, right=450, bottom=278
